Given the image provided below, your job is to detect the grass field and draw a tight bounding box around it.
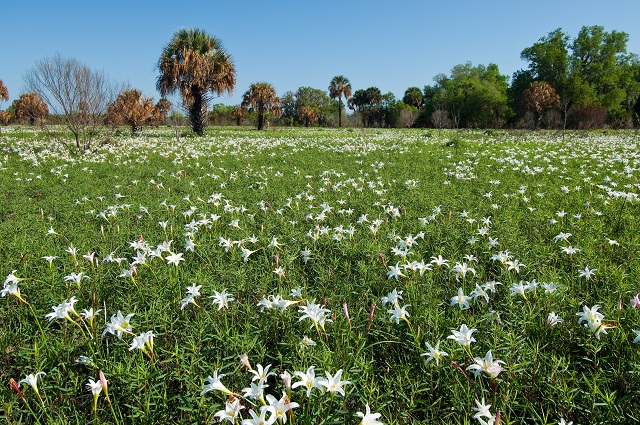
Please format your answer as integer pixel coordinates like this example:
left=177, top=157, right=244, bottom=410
left=1, top=126, right=639, bottom=424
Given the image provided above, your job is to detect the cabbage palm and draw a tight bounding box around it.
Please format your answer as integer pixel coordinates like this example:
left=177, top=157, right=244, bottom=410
left=105, top=89, right=156, bottom=133
left=298, top=105, right=318, bottom=127
left=231, top=107, right=248, bottom=126
left=241, top=83, right=281, bottom=130
left=157, top=28, right=236, bottom=136
left=0, top=80, right=8, bottom=132
left=13, top=92, right=48, bottom=125
left=329, top=75, right=352, bottom=127
left=0, top=80, right=8, bottom=105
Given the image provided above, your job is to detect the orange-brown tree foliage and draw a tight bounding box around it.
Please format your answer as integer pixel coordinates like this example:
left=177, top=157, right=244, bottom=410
left=105, top=89, right=170, bottom=133
left=231, top=107, right=247, bottom=126
left=13, top=92, right=49, bottom=125
left=520, top=81, right=561, bottom=129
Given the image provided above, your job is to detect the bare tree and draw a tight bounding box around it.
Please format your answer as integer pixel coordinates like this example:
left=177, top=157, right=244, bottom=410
left=560, top=100, right=571, bottom=140
left=399, top=108, right=418, bottom=128
left=431, top=109, right=451, bottom=133
left=541, top=109, right=562, bottom=129
left=167, top=110, right=187, bottom=144
left=450, top=107, right=461, bottom=130
left=24, top=54, right=120, bottom=153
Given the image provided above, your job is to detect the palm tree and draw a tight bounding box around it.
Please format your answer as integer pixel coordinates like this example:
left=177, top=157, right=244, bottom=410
left=298, top=105, right=318, bottom=127
left=13, top=92, right=49, bottom=125
left=105, top=89, right=156, bottom=133
left=157, top=28, right=236, bottom=136
left=0, top=80, right=8, bottom=106
left=403, top=87, right=424, bottom=109
left=241, top=83, right=281, bottom=130
left=329, top=75, right=352, bottom=127
left=0, top=80, right=8, bottom=133
left=231, top=107, right=248, bottom=126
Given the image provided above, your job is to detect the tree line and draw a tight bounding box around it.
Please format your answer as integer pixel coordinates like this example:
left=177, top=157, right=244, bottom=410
left=1, top=25, right=639, bottom=144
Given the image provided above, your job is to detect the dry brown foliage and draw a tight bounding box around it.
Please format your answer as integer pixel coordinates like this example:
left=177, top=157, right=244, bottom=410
left=13, top=92, right=49, bottom=125
left=241, top=83, right=281, bottom=130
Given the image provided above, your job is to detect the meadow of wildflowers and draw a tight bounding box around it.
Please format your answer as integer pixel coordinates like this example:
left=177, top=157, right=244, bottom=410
left=0, top=126, right=639, bottom=424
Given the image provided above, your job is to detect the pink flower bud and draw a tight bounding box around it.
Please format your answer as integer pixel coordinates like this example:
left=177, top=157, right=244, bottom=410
left=99, top=370, right=108, bottom=390
left=343, top=302, right=351, bottom=330
left=99, top=370, right=111, bottom=403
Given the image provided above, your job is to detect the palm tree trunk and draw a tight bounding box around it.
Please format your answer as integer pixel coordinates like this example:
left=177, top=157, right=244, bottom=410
left=257, top=106, right=265, bottom=130
left=189, top=86, right=205, bottom=136
left=338, top=98, right=342, bottom=127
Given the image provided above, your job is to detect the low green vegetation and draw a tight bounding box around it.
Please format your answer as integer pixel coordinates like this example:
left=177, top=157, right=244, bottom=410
left=0, top=127, right=639, bottom=424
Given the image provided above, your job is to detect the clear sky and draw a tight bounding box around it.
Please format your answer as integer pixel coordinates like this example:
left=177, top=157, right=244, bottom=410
left=2, top=0, right=639, bottom=108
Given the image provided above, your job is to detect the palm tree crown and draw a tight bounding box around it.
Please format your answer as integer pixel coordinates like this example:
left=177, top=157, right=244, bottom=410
left=241, top=82, right=281, bottom=130
left=329, top=75, right=352, bottom=127
left=0, top=80, right=8, bottom=104
left=157, top=28, right=236, bottom=135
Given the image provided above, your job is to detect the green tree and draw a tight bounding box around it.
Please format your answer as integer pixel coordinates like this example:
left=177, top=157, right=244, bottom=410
left=414, top=84, right=443, bottom=127
left=328, top=76, right=352, bottom=127
left=157, top=28, right=236, bottom=136
left=295, top=87, right=333, bottom=126
left=569, top=25, right=638, bottom=125
left=432, top=63, right=510, bottom=128
left=209, top=104, right=236, bottom=126
left=392, top=102, right=419, bottom=128
left=508, top=69, right=535, bottom=113
left=403, top=87, right=423, bottom=109
left=241, top=82, right=281, bottom=130
left=521, top=25, right=640, bottom=127
left=520, top=28, right=571, bottom=94
left=280, top=91, right=297, bottom=126
left=348, top=87, right=383, bottom=127
left=380, top=92, right=397, bottom=127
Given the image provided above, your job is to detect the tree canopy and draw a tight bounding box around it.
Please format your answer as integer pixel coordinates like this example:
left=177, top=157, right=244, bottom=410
left=10, top=23, right=640, bottom=132
left=157, top=28, right=236, bottom=135
left=519, top=25, right=640, bottom=127
left=241, top=82, right=281, bottom=130
left=427, top=62, right=510, bottom=128
left=403, top=87, right=423, bottom=109
left=0, top=80, right=8, bottom=106
left=105, top=89, right=169, bottom=133
left=24, top=54, right=119, bottom=152
left=13, top=92, right=48, bottom=125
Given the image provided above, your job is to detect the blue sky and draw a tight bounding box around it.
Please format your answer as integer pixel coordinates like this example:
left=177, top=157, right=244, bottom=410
left=2, top=0, right=639, bottom=107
